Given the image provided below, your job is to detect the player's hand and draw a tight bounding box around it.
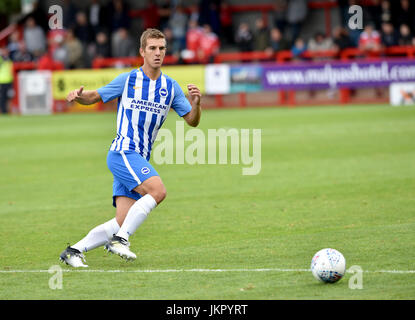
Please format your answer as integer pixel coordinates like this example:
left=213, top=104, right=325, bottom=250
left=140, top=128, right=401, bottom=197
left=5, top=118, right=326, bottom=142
left=67, top=86, right=84, bottom=102
left=187, top=84, right=201, bottom=106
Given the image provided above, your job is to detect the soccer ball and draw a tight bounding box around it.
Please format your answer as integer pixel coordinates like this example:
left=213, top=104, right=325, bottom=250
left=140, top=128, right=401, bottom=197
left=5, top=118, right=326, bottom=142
left=310, top=248, right=346, bottom=283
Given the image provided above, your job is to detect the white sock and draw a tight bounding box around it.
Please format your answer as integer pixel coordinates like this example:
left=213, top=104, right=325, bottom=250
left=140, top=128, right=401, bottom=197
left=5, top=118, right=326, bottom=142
left=116, top=194, right=157, bottom=240
left=72, top=218, right=120, bottom=252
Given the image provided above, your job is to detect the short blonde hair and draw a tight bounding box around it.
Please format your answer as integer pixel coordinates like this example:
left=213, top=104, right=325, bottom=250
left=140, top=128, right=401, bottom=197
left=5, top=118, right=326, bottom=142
left=140, top=28, right=166, bottom=49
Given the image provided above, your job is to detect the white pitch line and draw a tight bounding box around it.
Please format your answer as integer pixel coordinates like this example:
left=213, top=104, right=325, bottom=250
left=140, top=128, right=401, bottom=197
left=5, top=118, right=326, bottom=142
left=0, top=268, right=414, bottom=274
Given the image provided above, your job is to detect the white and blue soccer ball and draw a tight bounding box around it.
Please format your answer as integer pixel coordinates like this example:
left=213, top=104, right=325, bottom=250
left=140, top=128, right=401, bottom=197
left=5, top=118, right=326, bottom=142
left=310, top=248, right=346, bottom=283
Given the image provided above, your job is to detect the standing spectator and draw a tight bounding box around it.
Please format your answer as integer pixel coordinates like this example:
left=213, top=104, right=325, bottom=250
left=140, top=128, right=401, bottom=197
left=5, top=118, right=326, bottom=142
left=65, top=29, right=83, bottom=69
left=23, top=17, right=46, bottom=60
left=198, top=24, right=220, bottom=63
left=266, top=27, right=290, bottom=54
left=142, top=0, right=161, bottom=30
left=366, top=0, right=382, bottom=30
left=380, top=22, right=398, bottom=47
left=235, top=22, right=253, bottom=52
left=88, top=0, right=109, bottom=37
left=286, top=0, right=308, bottom=44
left=62, top=0, right=78, bottom=30
left=168, top=5, right=188, bottom=56
left=397, top=0, right=414, bottom=32
left=112, top=28, right=135, bottom=58
left=7, top=31, right=20, bottom=61
left=273, top=0, right=288, bottom=33
left=398, top=24, right=413, bottom=45
left=158, top=0, right=173, bottom=31
left=0, top=48, right=13, bottom=114
left=73, top=11, right=94, bottom=45
left=198, top=0, right=221, bottom=36
left=110, top=0, right=130, bottom=32
left=220, top=2, right=233, bottom=45
left=253, top=18, right=270, bottom=51
left=358, top=24, right=381, bottom=52
left=380, top=0, right=392, bottom=25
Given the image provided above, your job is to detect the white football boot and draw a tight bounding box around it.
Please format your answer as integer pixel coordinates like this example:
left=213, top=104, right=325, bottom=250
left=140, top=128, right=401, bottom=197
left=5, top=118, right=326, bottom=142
left=105, top=235, right=137, bottom=260
left=59, top=246, right=88, bottom=268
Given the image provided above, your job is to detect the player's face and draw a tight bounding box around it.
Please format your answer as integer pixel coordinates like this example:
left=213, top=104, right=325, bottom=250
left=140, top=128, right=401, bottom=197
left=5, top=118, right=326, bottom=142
left=141, top=38, right=166, bottom=69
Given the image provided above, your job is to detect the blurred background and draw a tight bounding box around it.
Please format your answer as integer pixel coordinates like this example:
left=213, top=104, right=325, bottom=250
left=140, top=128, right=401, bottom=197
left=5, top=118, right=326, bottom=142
left=0, top=0, right=415, bottom=114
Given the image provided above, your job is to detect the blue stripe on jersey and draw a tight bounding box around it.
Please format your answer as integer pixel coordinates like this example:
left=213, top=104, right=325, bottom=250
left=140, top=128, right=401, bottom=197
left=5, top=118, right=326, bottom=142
left=165, top=77, right=173, bottom=105
left=137, top=111, right=147, bottom=155
left=146, top=113, right=159, bottom=160
left=141, top=72, right=150, bottom=101
left=127, top=70, right=137, bottom=99
left=125, top=109, right=136, bottom=150
left=154, top=76, right=162, bottom=103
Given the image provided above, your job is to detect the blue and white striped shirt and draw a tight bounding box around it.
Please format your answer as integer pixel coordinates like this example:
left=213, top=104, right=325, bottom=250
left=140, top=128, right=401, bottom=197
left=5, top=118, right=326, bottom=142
left=97, top=67, right=192, bottom=160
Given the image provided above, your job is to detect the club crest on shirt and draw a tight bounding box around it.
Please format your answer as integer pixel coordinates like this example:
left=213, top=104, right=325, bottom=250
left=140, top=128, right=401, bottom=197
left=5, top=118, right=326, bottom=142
left=159, top=87, right=168, bottom=97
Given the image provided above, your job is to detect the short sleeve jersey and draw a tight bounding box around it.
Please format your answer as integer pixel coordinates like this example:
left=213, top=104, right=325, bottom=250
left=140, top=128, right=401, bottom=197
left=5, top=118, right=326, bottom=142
left=97, top=67, right=192, bottom=160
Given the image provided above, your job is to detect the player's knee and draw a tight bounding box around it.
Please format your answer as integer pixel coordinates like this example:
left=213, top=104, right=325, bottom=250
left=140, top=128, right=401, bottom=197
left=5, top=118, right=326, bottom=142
left=152, top=185, right=167, bottom=204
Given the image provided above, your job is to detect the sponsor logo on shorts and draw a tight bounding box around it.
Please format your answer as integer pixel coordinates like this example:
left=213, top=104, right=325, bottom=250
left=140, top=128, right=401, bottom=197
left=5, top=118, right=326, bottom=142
left=141, top=167, right=150, bottom=174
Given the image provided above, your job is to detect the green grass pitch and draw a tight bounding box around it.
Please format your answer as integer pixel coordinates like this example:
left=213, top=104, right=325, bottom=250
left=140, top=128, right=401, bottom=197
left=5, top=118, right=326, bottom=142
left=0, top=104, right=414, bottom=299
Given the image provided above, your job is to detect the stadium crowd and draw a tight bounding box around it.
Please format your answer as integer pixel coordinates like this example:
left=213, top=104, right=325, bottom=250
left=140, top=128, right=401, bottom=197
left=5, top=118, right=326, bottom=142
left=1, top=0, right=415, bottom=69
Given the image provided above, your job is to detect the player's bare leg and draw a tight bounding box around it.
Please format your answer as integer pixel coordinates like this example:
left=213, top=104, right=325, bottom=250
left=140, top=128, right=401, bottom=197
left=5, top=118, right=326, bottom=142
left=105, top=176, right=166, bottom=260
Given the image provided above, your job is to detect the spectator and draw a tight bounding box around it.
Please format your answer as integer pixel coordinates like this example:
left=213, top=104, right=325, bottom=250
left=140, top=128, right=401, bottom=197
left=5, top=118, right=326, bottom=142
left=366, top=0, right=382, bottom=30
left=220, top=2, right=233, bottom=45
left=197, top=24, right=220, bottom=64
left=381, top=22, right=398, bottom=47
left=73, top=11, right=94, bottom=45
left=110, top=0, right=130, bottom=32
left=7, top=31, right=20, bottom=61
left=62, top=0, right=78, bottom=30
left=52, top=34, right=68, bottom=66
left=358, top=24, right=381, bottom=52
left=253, top=18, right=270, bottom=51
left=398, top=24, right=413, bottom=46
left=158, top=0, right=173, bottom=31
left=163, top=27, right=175, bottom=56
left=397, top=0, right=414, bottom=32
left=235, top=22, right=253, bottom=52
left=185, top=20, right=203, bottom=61
left=112, top=28, right=135, bottom=58
left=23, top=17, right=46, bottom=59
left=65, top=29, right=83, bottom=69
left=198, top=0, right=221, bottom=36
left=332, top=26, right=354, bottom=51
left=0, top=48, right=13, bottom=114
left=286, top=0, right=308, bottom=44
left=291, top=37, right=307, bottom=61
left=307, top=31, right=335, bottom=52
left=168, top=5, right=188, bottom=56
left=10, top=41, right=33, bottom=62
left=380, top=0, right=392, bottom=25
left=142, top=0, right=160, bottom=30
left=266, top=27, right=290, bottom=54
left=88, top=0, right=110, bottom=37
left=273, top=0, right=288, bottom=32
left=94, top=31, right=111, bottom=58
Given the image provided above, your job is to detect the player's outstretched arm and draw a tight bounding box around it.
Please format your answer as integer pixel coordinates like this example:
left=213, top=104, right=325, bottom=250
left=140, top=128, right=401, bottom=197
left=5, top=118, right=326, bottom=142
left=66, top=86, right=102, bottom=105
left=183, top=84, right=202, bottom=127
